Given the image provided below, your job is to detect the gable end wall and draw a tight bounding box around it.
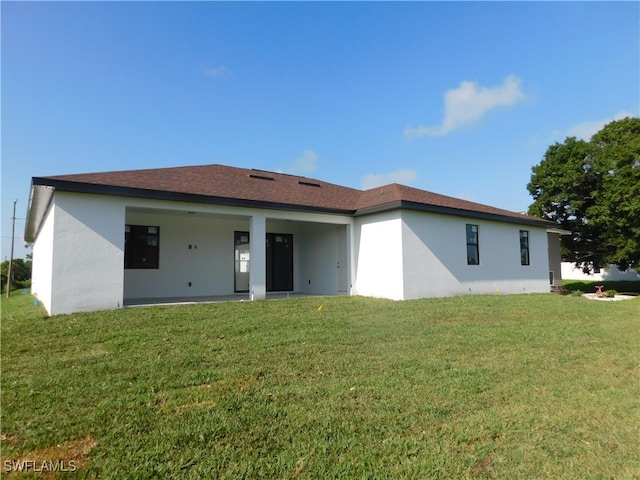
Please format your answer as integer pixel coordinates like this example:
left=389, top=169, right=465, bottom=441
left=45, top=192, right=125, bottom=315
left=353, top=211, right=404, bottom=300
left=401, top=210, right=551, bottom=298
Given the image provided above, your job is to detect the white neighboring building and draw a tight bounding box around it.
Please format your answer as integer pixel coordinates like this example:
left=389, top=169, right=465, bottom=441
left=561, top=262, right=640, bottom=282
left=25, top=164, right=565, bottom=315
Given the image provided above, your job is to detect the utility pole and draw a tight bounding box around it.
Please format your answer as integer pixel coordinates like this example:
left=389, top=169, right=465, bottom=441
left=6, top=200, right=17, bottom=298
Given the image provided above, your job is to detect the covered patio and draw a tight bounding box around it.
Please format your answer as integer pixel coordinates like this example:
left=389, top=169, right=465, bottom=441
left=123, top=201, right=354, bottom=305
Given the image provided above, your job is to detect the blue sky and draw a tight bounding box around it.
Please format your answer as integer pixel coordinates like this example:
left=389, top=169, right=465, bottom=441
left=2, top=1, right=638, bottom=261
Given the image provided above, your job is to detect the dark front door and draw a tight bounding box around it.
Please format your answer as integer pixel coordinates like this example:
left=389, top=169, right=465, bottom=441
left=266, top=233, right=293, bottom=292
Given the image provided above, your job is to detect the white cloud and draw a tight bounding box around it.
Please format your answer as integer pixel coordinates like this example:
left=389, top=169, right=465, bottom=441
left=361, top=169, right=418, bottom=190
left=203, top=65, right=233, bottom=80
left=289, top=150, right=317, bottom=173
left=405, top=75, right=527, bottom=138
left=564, top=111, right=634, bottom=140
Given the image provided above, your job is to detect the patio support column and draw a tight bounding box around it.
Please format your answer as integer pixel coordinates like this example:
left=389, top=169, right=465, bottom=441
left=346, top=222, right=354, bottom=295
left=249, top=213, right=266, bottom=300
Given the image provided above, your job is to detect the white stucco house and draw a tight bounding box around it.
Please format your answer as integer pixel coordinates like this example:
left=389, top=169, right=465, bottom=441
left=25, top=164, right=566, bottom=316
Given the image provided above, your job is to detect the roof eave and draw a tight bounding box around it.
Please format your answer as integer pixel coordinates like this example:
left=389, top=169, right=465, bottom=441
left=355, top=200, right=556, bottom=228
left=24, top=182, right=55, bottom=244
left=29, top=177, right=356, bottom=221
left=546, top=227, right=572, bottom=235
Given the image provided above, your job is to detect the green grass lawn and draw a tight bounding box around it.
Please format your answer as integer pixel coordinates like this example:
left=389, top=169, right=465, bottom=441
left=2, top=292, right=639, bottom=479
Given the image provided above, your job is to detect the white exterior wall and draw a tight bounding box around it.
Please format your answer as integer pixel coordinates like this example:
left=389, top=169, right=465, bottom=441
left=32, top=191, right=353, bottom=314
left=31, top=203, right=55, bottom=313
left=547, top=233, right=563, bottom=285
left=401, top=211, right=463, bottom=298
left=561, top=262, right=640, bottom=281
left=353, top=212, right=404, bottom=300
left=124, top=211, right=250, bottom=299
left=30, top=187, right=556, bottom=314
left=401, top=211, right=550, bottom=298
left=32, top=192, right=125, bottom=315
left=123, top=205, right=352, bottom=300
left=296, top=223, right=342, bottom=295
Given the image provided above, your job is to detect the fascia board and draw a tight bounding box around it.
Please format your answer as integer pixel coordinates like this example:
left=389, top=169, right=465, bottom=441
left=355, top=200, right=557, bottom=229
left=24, top=183, right=55, bottom=244
left=30, top=178, right=356, bottom=217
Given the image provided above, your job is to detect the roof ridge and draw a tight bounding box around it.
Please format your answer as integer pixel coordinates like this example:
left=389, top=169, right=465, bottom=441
left=43, top=163, right=229, bottom=179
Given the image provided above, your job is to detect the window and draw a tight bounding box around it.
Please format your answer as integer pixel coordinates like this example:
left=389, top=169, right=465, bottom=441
left=466, top=224, right=479, bottom=265
left=125, top=225, right=159, bottom=269
left=520, top=230, right=530, bottom=266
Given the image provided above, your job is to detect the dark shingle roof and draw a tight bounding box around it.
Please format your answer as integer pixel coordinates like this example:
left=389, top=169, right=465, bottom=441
left=26, top=163, right=554, bottom=242
left=354, top=183, right=541, bottom=223
left=35, top=164, right=362, bottom=213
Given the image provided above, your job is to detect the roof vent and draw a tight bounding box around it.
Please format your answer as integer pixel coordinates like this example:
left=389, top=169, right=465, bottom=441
left=298, top=181, right=321, bottom=188
left=249, top=174, right=275, bottom=181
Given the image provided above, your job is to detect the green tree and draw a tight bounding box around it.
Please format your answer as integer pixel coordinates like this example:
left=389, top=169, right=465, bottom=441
left=1, top=255, right=32, bottom=292
left=528, top=117, right=640, bottom=272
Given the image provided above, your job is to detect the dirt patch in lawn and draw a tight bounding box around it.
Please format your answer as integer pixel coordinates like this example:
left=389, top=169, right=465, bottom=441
left=1, top=436, right=97, bottom=477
